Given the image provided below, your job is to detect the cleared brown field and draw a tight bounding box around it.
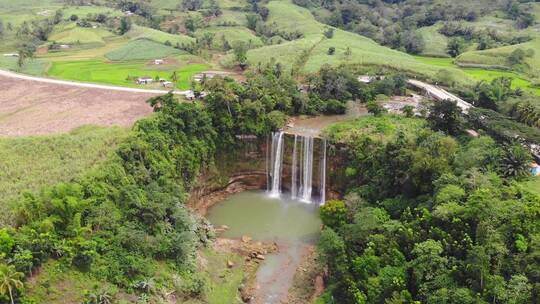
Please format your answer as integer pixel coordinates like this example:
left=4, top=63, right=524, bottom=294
left=0, top=75, right=155, bottom=136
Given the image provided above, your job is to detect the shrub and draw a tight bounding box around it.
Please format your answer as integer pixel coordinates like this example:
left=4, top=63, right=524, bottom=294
left=320, top=200, right=348, bottom=229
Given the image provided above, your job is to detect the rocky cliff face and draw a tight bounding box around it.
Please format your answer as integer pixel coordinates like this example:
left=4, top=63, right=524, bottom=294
left=187, top=137, right=268, bottom=215
left=187, top=134, right=348, bottom=213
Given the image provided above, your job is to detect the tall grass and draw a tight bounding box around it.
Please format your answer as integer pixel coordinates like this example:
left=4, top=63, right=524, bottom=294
left=0, top=126, right=129, bottom=226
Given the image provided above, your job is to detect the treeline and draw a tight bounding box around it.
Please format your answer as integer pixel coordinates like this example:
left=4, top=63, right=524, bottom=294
left=318, top=105, right=539, bottom=303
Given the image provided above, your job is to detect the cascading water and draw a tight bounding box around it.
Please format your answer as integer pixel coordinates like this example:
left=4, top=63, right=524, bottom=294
left=269, top=132, right=285, bottom=197
left=319, top=138, right=327, bottom=205
left=267, top=132, right=327, bottom=204
left=291, top=135, right=299, bottom=199
left=299, top=136, right=314, bottom=203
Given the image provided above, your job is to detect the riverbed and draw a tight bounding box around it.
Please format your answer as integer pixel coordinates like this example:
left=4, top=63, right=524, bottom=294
left=207, top=191, right=322, bottom=303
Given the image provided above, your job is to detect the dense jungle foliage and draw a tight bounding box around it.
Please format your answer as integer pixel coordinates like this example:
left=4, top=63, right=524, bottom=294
left=318, top=108, right=540, bottom=303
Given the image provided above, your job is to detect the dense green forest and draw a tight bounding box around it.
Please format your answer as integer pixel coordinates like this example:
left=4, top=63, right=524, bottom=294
left=318, top=104, right=540, bottom=303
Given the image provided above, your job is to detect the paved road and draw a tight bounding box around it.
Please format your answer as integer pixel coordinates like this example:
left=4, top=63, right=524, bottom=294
left=0, top=69, right=192, bottom=96
left=407, top=79, right=473, bottom=112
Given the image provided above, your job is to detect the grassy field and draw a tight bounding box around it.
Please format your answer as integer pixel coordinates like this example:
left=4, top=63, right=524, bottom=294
left=522, top=177, right=540, bottom=196
left=105, top=39, right=183, bottom=61
left=414, top=56, right=540, bottom=96
left=0, top=0, right=59, bottom=9
left=48, top=59, right=208, bottom=89
left=0, top=56, right=50, bottom=75
left=49, top=23, right=116, bottom=45
left=196, top=26, right=264, bottom=49
left=456, top=39, right=540, bottom=81
left=416, top=24, right=449, bottom=58
left=234, top=0, right=471, bottom=83
left=126, top=25, right=195, bottom=45
left=0, top=126, right=129, bottom=225
left=323, top=115, right=426, bottom=144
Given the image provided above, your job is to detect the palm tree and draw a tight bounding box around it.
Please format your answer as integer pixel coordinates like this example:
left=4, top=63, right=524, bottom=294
left=500, top=143, right=532, bottom=178
left=0, top=264, right=24, bottom=304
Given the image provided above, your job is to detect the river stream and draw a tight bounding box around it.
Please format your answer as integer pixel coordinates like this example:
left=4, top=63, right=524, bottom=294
left=207, top=191, right=321, bottom=303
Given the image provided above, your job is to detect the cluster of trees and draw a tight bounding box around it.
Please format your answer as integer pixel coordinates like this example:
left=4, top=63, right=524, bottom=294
left=318, top=104, right=539, bottom=303
left=458, top=76, right=540, bottom=130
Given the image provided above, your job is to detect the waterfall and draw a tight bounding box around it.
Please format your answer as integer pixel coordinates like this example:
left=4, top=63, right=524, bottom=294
left=266, top=132, right=327, bottom=204
left=319, top=138, right=327, bottom=205
left=291, top=135, right=298, bottom=198
left=269, top=131, right=285, bottom=197
left=299, top=136, right=314, bottom=203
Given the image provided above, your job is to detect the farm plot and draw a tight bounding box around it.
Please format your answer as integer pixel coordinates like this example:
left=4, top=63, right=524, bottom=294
left=47, top=60, right=208, bottom=89
left=0, top=74, right=155, bottom=136
left=105, top=39, right=183, bottom=61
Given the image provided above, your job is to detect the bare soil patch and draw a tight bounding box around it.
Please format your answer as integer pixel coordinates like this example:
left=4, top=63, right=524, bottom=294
left=0, top=75, right=155, bottom=136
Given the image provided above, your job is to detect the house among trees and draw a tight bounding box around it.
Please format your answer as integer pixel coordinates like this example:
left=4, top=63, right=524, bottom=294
left=136, top=77, right=154, bottom=84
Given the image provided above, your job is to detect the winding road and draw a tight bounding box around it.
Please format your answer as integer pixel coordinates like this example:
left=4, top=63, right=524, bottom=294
left=0, top=69, right=192, bottom=96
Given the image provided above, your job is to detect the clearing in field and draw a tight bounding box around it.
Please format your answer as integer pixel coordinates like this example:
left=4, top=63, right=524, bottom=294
left=415, top=56, right=540, bottom=96
left=47, top=60, right=208, bottom=89
left=0, top=75, right=154, bottom=136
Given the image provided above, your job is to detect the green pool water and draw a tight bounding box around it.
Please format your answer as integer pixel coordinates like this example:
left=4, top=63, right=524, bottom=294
left=206, top=191, right=322, bottom=303
left=207, top=191, right=322, bottom=242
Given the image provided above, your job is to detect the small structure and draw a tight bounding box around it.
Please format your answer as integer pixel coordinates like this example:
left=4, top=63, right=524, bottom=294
left=154, top=59, right=164, bottom=65
left=124, top=11, right=134, bottom=16
left=193, top=71, right=232, bottom=82
left=136, top=77, right=154, bottom=84
left=3, top=53, right=18, bottom=57
left=465, top=129, right=479, bottom=137
left=162, top=81, right=173, bottom=88
left=59, top=44, right=70, bottom=49
left=532, top=163, right=540, bottom=176
left=358, top=75, right=385, bottom=84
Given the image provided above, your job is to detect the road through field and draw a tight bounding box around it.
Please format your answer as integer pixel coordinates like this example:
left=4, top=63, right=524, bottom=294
left=0, top=69, right=191, bottom=95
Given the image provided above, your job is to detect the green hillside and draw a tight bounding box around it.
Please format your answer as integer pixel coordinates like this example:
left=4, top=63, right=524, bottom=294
left=125, top=25, right=195, bottom=45
left=240, top=0, right=466, bottom=80
left=49, top=23, right=116, bottom=45
left=105, top=38, right=183, bottom=61
left=457, top=39, right=540, bottom=81
left=416, top=24, right=449, bottom=58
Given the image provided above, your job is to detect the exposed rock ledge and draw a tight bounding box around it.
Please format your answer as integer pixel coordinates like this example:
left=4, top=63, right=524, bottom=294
left=188, top=171, right=267, bottom=215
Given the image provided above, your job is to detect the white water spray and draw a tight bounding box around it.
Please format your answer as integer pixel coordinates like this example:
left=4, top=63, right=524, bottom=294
left=267, top=132, right=327, bottom=204
left=291, top=135, right=298, bottom=199
left=299, top=136, right=314, bottom=203
left=319, top=138, right=327, bottom=205
left=269, top=132, right=285, bottom=197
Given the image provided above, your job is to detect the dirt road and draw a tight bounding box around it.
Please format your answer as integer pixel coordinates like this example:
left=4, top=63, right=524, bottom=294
left=0, top=69, right=190, bottom=95
left=0, top=75, right=156, bottom=136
